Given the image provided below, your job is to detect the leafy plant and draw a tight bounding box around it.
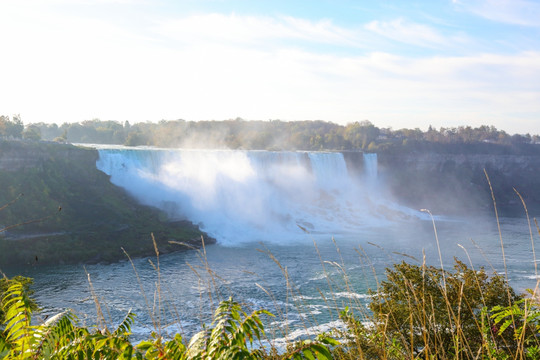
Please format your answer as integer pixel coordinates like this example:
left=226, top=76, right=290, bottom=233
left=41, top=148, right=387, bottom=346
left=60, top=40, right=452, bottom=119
left=182, top=297, right=272, bottom=359
left=491, top=288, right=540, bottom=357
left=0, top=279, right=137, bottom=359
left=0, top=277, right=37, bottom=325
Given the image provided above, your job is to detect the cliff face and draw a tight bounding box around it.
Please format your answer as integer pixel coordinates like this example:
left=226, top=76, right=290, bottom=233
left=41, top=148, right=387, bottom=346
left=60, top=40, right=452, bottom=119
left=0, top=141, right=95, bottom=172
left=376, top=153, right=540, bottom=216
left=379, top=153, right=539, bottom=173
left=0, top=141, right=210, bottom=267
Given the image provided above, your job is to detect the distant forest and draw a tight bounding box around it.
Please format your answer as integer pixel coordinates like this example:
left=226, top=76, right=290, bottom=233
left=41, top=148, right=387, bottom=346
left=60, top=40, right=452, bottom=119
left=1, top=115, right=540, bottom=154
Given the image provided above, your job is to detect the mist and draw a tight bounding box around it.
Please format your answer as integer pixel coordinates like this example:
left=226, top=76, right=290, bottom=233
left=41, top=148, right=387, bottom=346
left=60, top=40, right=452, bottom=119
left=96, top=148, right=429, bottom=245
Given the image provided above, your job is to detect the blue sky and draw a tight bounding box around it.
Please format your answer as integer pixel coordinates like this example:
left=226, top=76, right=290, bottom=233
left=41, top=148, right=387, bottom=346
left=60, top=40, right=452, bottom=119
left=1, top=0, right=539, bottom=134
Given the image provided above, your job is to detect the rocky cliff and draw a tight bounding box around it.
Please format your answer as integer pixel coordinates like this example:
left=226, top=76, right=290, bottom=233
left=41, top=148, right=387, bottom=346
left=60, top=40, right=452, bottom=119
left=0, top=141, right=92, bottom=172
left=377, top=153, right=540, bottom=216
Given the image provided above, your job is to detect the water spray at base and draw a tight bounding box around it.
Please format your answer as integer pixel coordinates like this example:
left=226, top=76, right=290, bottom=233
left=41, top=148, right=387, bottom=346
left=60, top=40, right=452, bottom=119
left=96, top=148, right=425, bottom=245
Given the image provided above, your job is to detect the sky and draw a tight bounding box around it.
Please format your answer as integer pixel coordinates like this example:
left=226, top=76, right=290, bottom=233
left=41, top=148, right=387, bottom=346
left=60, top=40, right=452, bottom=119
left=0, top=0, right=539, bottom=134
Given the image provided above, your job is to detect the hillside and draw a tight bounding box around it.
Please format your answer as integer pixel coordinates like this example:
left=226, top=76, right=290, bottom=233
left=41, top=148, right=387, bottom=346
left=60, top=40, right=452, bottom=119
left=0, top=140, right=211, bottom=267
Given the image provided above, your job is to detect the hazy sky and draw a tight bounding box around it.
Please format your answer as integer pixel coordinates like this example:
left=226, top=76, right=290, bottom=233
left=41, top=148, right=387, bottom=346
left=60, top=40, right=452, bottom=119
left=1, top=0, right=539, bottom=134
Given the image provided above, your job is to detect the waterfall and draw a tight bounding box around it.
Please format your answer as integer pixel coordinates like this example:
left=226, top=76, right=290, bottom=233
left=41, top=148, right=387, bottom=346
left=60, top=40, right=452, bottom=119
left=96, top=148, right=417, bottom=244
left=308, top=152, right=349, bottom=191
left=363, top=153, right=378, bottom=180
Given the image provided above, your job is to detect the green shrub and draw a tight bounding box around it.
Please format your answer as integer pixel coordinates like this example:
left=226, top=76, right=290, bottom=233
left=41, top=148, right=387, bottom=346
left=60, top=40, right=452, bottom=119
left=337, top=259, right=522, bottom=359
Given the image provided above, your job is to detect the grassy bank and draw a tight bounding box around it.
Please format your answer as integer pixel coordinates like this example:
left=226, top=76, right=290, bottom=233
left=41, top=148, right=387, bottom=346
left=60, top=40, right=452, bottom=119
left=0, top=140, right=211, bottom=266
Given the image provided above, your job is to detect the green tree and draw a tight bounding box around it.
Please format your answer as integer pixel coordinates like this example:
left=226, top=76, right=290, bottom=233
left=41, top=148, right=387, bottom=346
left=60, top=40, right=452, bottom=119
left=53, top=129, right=68, bottom=143
left=344, top=121, right=380, bottom=150
left=22, top=125, right=41, bottom=141
left=124, top=131, right=147, bottom=146
left=7, top=115, right=24, bottom=139
left=0, top=116, right=23, bottom=139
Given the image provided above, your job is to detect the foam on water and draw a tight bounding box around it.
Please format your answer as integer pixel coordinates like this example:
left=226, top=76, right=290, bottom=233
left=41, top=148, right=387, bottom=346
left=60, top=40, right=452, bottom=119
left=96, top=148, right=422, bottom=245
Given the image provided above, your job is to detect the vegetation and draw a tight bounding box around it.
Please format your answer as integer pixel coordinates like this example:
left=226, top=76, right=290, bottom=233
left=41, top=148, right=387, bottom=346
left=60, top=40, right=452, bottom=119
left=331, top=260, right=540, bottom=359
left=362, top=260, right=521, bottom=358
left=1, top=116, right=534, bottom=154
left=0, top=116, right=23, bottom=140
left=0, top=277, right=36, bottom=325
left=0, top=141, right=210, bottom=266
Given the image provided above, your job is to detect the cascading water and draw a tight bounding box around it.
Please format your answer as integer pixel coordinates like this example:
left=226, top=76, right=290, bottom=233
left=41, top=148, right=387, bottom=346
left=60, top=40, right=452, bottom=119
left=96, top=148, right=419, bottom=245
left=363, top=153, right=378, bottom=181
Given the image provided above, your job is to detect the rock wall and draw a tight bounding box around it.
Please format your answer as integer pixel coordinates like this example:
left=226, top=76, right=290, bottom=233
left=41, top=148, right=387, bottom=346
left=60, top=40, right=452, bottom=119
left=376, top=153, right=540, bottom=216
left=0, top=140, right=97, bottom=172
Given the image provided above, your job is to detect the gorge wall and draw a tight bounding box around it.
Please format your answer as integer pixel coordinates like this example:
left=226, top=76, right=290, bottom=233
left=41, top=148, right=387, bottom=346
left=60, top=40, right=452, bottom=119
left=375, top=153, right=540, bottom=216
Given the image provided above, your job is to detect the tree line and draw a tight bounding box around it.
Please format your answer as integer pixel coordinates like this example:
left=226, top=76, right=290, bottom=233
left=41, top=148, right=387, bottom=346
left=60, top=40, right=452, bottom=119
left=2, top=115, right=540, bottom=154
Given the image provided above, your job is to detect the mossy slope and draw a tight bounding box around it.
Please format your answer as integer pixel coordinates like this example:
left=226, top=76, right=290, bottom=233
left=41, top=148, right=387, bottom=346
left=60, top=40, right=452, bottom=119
left=0, top=141, right=210, bottom=266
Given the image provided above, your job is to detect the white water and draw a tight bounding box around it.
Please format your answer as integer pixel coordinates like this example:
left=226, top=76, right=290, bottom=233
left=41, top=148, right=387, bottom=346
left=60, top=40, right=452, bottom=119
left=96, top=148, right=423, bottom=245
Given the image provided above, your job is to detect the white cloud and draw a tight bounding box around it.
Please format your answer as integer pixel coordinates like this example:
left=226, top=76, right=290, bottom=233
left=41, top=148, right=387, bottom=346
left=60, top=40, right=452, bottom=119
left=9, top=43, right=535, bottom=131
left=0, top=3, right=538, bottom=133
left=365, top=18, right=450, bottom=48
left=151, top=13, right=363, bottom=48
left=153, top=13, right=471, bottom=52
left=455, top=0, right=540, bottom=27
